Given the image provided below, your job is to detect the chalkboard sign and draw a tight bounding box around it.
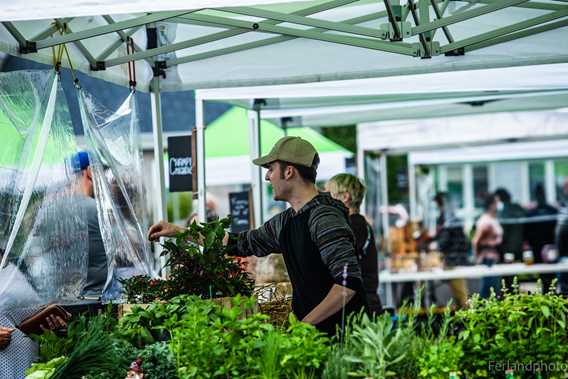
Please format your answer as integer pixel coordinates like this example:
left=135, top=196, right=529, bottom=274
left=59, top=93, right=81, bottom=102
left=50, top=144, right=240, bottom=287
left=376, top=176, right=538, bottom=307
left=229, top=191, right=251, bottom=233
left=168, top=135, right=193, bottom=192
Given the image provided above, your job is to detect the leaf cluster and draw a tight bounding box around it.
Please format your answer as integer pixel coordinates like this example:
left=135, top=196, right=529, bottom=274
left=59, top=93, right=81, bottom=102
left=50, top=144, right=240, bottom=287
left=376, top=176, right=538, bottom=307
left=122, top=294, right=329, bottom=379
left=455, top=285, right=568, bottom=378
left=121, top=217, right=254, bottom=303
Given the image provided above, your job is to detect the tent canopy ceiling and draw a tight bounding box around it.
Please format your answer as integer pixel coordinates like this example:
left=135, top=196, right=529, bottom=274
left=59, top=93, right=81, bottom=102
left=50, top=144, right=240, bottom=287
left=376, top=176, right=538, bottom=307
left=260, top=89, right=568, bottom=126
left=408, top=139, right=568, bottom=165
left=0, top=0, right=567, bottom=91
left=357, top=109, right=568, bottom=153
left=198, top=63, right=568, bottom=125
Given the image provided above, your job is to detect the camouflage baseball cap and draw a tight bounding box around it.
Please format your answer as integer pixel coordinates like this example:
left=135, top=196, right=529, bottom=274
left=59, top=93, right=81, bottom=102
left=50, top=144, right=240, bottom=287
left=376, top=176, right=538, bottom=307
left=253, top=136, right=317, bottom=168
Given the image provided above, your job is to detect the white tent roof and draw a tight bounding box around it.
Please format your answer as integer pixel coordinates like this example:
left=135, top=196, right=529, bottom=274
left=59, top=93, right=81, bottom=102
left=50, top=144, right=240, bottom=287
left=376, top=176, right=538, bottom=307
left=198, top=62, right=568, bottom=127
left=260, top=87, right=568, bottom=126
left=409, top=139, right=568, bottom=165
left=1, top=1, right=566, bottom=92
left=357, top=109, right=568, bottom=153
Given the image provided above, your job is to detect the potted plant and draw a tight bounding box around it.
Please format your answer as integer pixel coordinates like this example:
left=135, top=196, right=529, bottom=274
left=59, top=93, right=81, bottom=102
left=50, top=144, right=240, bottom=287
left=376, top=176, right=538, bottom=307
left=120, top=217, right=254, bottom=312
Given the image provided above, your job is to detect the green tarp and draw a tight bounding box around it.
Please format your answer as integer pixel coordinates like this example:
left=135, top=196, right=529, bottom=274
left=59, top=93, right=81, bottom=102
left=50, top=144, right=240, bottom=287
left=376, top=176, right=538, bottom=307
left=204, top=106, right=350, bottom=158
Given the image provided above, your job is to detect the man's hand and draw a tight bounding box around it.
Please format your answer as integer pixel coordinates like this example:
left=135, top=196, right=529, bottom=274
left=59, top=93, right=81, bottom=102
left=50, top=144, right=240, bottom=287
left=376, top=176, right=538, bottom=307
left=0, top=327, right=14, bottom=350
left=148, top=221, right=185, bottom=241
left=302, top=284, right=356, bottom=326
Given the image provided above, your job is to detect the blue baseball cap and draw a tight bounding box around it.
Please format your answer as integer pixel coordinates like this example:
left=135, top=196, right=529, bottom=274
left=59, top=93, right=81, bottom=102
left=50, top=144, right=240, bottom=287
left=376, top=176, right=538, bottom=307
left=70, top=151, right=90, bottom=172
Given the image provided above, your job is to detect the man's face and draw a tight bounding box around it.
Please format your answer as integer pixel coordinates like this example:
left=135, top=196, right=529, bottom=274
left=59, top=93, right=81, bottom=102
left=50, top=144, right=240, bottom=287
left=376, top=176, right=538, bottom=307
left=265, top=161, right=291, bottom=201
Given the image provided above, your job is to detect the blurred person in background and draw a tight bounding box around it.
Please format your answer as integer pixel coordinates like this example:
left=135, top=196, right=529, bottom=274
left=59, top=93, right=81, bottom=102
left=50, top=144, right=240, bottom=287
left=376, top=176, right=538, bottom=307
left=432, top=192, right=469, bottom=308
left=186, top=194, right=219, bottom=226
left=472, top=194, right=503, bottom=298
left=495, top=188, right=525, bottom=289
left=557, top=177, right=568, bottom=296
left=525, top=184, right=557, bottom=292
left=495, top=188, right=525, bottom=262
left=325, top=173, right=383, bottom=315
left=71, top=152, right=107, bottom=297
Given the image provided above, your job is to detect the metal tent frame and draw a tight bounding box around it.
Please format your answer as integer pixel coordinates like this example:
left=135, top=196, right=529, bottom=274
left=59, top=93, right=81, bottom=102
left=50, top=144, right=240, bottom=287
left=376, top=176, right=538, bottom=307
left=2, top=0, right=567, bottom=223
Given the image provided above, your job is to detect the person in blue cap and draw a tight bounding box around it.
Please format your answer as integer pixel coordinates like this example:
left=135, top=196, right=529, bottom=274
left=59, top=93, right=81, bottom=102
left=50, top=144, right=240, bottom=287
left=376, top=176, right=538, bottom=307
left=71, top=151, right=108, bottom=296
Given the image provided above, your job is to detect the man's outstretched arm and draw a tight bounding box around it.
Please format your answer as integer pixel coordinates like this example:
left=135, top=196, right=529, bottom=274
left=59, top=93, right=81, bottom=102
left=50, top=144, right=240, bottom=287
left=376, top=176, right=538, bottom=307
left=148, top=215, right=285, bottom=257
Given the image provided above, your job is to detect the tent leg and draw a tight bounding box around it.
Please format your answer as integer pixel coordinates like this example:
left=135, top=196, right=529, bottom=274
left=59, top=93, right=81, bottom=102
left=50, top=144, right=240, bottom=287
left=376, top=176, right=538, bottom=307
left=380, top=153, right=390, bottom=254
left=408, top=162, right=417, bottom=221
left=150, top=77, right=167, bottom=277
left=248, top=108, right=263, bottom=228
left=357, top=138, right=366, bottom=214
left=545, top=160, right=556, bottom=205
left=463, top=163, right=474, bottom=231
left=195, top=95, right=207, bottom=223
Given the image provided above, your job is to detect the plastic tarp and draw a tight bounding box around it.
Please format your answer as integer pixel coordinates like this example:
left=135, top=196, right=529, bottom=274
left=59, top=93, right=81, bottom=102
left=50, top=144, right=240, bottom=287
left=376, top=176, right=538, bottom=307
left=0, top=71, right=88, bottom=308
left=0, top=2, right=566, bottom=91
left=0, top=69, right=155, bottom=309
left=78, top=88, right=156, bottom=299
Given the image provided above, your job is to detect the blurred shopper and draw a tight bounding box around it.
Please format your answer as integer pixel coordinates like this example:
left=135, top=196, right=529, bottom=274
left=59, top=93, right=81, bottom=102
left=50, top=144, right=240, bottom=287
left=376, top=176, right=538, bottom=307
left=326, top=173, right=383, bottom=315
left=557, top=177, right=568, bottom=296
left=495, top=188, right=525, bottom=262
left=71, top=152, right=108, bottom=296
left=495, top=188, right=525, bottom=289
left=473, top=194, right=503, bottom=298
left=187, top=193, right=220, bottom=226
left=432, top=192, right=469, bottom=308
left=149, top=136, right=367, bottom=337
left=525, top=184, right=557, bottom=292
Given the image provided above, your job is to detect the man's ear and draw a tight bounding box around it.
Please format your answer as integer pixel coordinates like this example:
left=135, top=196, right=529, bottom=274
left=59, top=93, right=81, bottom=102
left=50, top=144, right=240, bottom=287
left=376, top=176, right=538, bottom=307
left=284, top=165, right=295, bottom=180
left=85, top=166, right=93, bottom=181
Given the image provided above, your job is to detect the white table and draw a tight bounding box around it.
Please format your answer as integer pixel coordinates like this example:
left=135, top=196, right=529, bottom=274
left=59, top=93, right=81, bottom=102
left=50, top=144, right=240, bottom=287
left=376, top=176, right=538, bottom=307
left=379, top=263, right=568, bottom=307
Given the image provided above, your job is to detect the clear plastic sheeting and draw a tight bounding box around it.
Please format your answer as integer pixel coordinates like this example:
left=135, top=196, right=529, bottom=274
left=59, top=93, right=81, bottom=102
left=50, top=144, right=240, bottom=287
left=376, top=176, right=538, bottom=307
left=0, top=71, right=88, bottom=309
left=78, top=89, right=156, bottom=300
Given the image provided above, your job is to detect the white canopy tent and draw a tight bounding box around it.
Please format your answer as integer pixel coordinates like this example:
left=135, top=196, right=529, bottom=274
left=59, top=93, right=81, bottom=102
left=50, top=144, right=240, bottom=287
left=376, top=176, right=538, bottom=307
left=196, top=65, right=568, bottom=231
left=1, top=0, right=567, bottom=224
left=358, top=109, right=568, bottom=153
left=358, top=110, right=568, bottom=225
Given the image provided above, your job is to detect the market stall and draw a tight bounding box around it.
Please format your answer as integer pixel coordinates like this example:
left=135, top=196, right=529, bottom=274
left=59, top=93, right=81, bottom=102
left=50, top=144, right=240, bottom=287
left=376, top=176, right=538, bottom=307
left=1, top=1, right=568, bottom=377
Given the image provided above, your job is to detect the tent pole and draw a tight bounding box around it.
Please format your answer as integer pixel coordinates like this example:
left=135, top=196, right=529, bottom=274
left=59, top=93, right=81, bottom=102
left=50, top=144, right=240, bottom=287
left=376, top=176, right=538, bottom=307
left=379, top=152, right=390, bottom=255
left=408, top=161, right=417, bottom=221
left=150, top=76, right=167, bottom=277
left=195, top=95, right=207, bottom=223
left=545, top=160, right=556, bottom=205
left=150, top=77, right=167, bottom=222
left=463, top=163, right=474, bottom=231
left=248, top=102, right=264, bottom=227
left=356, top=127, right=366, bottom=214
